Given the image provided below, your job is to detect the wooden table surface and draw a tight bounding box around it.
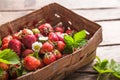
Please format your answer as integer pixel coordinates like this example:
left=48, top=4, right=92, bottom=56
left=0, top=0, right=120, bottom=80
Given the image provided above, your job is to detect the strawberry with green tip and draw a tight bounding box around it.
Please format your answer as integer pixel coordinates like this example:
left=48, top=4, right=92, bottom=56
left=53, top=49, right=62, bottom=59
left=43, top=52, right=56, bottom=65
left=24, top=56, right=41, bottom=71
left=38, top=23, right=53, bottom=36
left=40, top=42, right=54, bottom=54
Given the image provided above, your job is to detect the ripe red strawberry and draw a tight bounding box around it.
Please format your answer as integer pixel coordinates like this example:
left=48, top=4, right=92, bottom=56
left=2, top=35, right=12, bottom=45
left=54, top=26, right=64, bottom=33
left=56, top=41, right=65, bottom=51
left=0, top=71, right=9, bottom=80
left=55, top=32, right=64, bottom=41
left=0, top=62, right=9, bottom=71
left=1, top=35, right=12, bottom=49
left=1, top=43, right=8, bottom=50
left=38, top=23, right=53, bottom=36
left=12, top=31, right=22, bottom=40
left=53, top=49, right=62, bottom=59
left=24, top=56, right=41, bottom=71
left=8, top=39, right=22, bottom=56
left=40, top=42, right=54, bottom=54
left=22, top=28, right=33, bottom=35
left=66, top=27, right=73, bottom=35
left=35, top=33, right=43, bottom=39
left=22, top=49, right=34, bottom=57
left=22, top=34, right=37, bottom=48
left=43, top=52, right=56, bottom=65
left=48, top=32, right=59, bottom=41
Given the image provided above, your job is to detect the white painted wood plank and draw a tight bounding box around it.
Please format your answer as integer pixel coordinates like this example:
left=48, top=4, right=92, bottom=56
left=97, top=21, right=120, bottom=45
left=0, top=11, right=32, bottom=25
left=72, top=9, right=120, bottom=21
left=0, top=0, right=120, bottom=10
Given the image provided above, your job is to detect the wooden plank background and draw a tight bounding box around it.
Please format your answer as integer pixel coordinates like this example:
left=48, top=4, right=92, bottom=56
left=0, top=0, right=120, bottom=80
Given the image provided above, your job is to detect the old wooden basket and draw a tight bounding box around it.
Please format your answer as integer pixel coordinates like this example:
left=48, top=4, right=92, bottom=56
left=0, top=3, right=102, bottom=80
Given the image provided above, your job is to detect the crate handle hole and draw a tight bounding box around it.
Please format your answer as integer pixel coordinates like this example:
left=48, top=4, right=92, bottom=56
left=54, top=13, right=61, bottom=18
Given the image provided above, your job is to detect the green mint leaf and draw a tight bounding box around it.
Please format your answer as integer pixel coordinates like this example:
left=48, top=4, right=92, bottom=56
left=73, top=30, right=86, bottom=43
left=0, top=49, right=20, bottom=64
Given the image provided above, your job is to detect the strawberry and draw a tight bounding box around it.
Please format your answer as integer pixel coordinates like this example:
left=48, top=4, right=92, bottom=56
left=12, top=31, right=22, bottom=40
left=43, top=52, right=56, bottom=65
left=24, top=56, right=41, bottom=71
left=66, top=27, right=73, bottom=35
left=55, top=32, right=64, bottom=41
left=1, top=43, right=9, bottom=50
left=22, top=34, right=37, bottom=49
left=48, top=32, right=59, bottom=41
left=1, top=35, right=12, bottom=49
left=22, top=28, right=33, bottom=35
left=35, top=33, right=43, bottom=39
left=53, top=49, right=62, bottom=59
left=22, top=49, right=34, bottom=57
left=0, top=62, right=9, bottom=71
left=2, top=35, right=12, bottom=45
left=40, top=42, right=54, bottom=54
left=9, top=64, right=20, bottom=79
left=8, top=39, right=22, bottom=56
left=38, top=23, right=53, bottom=36
left=54, top=26, right=64, bottom=33
left=56, top=41, right=65, bottom=51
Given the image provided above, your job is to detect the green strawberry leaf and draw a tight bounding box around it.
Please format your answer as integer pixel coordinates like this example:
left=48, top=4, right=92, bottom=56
left=74, top=39, right=87, bottom=48
left=0, top=59, right=10, bottom=64
left=73, top=30, right=86, bottom=43
left=63, top=30, right=87, bottom=53
left=100, top=59, right=109, bottom=69
left=64, top=35, right=74, bottom=47
left=64, top=35, right=74, bottom=53
left=93, top=56, right=112, bottom=74
left=0, top=49, right=20, bottom=64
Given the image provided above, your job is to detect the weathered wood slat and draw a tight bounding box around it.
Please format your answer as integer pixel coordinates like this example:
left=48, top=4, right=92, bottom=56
left=0, top=0, right=120, bottom=10
left=0, top=11, right=32, bottom=25
left=1, top=8, right=120, bottom=24
left=72, top=9, right=120, bottom=21
left=97, top=21, right=120, bottom=45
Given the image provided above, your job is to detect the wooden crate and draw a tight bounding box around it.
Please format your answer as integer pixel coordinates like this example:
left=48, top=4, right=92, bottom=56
left=0, top=3, right=102, bottom=80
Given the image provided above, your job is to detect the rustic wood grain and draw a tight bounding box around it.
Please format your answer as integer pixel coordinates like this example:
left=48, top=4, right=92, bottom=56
left=0, top=0, right=120, bottom=80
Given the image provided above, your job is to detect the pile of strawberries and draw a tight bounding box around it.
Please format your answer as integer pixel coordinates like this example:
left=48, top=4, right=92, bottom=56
left=0, top=23, right=74, bottom=80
